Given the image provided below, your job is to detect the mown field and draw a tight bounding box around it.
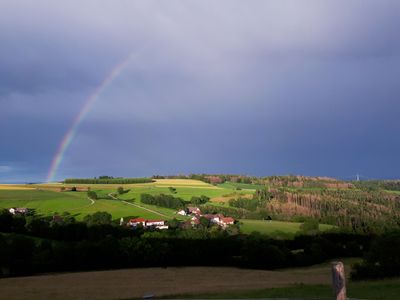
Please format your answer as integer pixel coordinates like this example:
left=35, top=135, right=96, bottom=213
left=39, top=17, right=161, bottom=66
left=240, top=219, right=334, bottom=235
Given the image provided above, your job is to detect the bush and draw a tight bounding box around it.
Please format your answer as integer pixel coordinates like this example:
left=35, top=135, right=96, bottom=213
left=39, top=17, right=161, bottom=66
left=87, top=191, right=98, bottom=200
left=351, top=231, right=400, bottom=280
left=300, top=219, right=319, bottom=234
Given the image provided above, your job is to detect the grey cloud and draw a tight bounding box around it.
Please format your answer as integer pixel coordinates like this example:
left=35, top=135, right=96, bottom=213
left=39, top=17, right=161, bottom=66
left=1, top=1, right=400, bottom=180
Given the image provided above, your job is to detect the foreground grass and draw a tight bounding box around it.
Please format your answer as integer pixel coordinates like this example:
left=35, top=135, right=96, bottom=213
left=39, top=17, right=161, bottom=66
left=169, top=278, right=400, bottom=300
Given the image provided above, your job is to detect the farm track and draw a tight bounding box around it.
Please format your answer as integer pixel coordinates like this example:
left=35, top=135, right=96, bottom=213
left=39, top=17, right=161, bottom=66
left=66, top=197, right=95, bottom=212
left=108, top=193, right=169, bottom=218
left=121, top=200, right=169, bottom=218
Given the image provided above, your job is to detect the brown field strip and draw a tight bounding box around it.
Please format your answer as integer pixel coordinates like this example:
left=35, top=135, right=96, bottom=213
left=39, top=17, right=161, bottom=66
left=0, top=263, right=343, bottom=300
left=0, top=184, right=35, bottom=190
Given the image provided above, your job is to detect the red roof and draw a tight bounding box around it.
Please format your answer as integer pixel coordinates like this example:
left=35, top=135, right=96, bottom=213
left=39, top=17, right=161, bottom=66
left=130, top=218, right=146, bottom=223
left=221, top=217, right=234, bottom=223
left=203, top=214, right=217, bottom=219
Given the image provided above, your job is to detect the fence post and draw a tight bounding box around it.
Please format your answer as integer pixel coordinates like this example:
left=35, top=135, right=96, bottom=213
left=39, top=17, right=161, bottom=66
left=331, top=261, right=347, bottom=300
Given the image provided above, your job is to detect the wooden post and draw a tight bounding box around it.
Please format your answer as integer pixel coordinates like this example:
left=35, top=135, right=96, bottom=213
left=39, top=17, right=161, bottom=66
left=331, top=261, right=347, bottom=300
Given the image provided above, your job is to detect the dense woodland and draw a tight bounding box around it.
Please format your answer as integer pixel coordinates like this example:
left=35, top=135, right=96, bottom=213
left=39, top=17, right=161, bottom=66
left=141, top=193, right=186, bottom=209
left=1, top=208, right=396, bottom=279
left=157, top=175, right=400, bottom=233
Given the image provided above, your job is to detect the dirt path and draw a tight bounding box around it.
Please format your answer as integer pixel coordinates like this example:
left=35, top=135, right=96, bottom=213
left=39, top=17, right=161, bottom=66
left=0, top=264, right=339, bottom=300
left=66, top=197, right=95, bottom=212
left=122, top=200, right=168, bottom=217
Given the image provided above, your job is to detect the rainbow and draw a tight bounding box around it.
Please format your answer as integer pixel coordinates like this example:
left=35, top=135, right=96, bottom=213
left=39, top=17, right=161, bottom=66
left=46, top=53, right=135, bottom=182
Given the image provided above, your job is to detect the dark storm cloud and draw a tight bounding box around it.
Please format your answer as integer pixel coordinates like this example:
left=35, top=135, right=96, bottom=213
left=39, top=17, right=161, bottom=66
left=1, top=0, right=400, bottom=181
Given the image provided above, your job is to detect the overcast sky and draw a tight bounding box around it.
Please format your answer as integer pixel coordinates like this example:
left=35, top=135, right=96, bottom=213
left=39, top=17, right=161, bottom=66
left=1, top=0, right=400, bottom=182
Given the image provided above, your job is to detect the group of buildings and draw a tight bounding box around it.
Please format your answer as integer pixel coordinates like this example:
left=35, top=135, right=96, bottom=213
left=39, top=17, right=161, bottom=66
left=8, top=206, right=235, bottom=231
left=177, top=207, right=235, bottom=228
left=125, top=206, right=235, bottom=231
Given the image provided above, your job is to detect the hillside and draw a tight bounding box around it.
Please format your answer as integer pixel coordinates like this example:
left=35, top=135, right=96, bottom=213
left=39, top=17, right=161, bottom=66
left=1, top=175, right=399, bottom=234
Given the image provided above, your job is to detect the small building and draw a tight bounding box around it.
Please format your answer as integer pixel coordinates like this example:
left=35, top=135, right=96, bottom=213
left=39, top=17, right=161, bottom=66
left=203, top=214, right=221, bottom=224
left=177, top=209, right=187, bottom=216
left=220, top=217, right=235, bottom=228
left=127, top=217, right=146, bottom=227
left=146, top=220, right=165, bottom=227
left=9, top=207, right=28, bottom=215
left=127, top=218, right=168, bottom=230
left=187, top=207, right=201, bottom=215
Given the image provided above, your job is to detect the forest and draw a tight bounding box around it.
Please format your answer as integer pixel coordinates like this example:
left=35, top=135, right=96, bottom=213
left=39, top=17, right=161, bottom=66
left=0, top=208, right=399, bottom=280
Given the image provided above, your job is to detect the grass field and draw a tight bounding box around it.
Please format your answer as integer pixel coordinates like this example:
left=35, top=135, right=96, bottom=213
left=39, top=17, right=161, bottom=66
left=240, top=219, right=334, bottom=235
left=175, top=279, right=400, bottom=300
left=0, top=180, right=334, bottom=233
left=0, top=259, right=397, bottom=300
left=0, top=189, right=165, bottom=220
left=0, top=180, right=235, bottom=221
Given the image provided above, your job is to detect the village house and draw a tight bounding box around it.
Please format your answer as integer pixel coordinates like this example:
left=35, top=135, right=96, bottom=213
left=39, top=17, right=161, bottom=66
left=146, top=220, right=165, bottom=227
left=177, top=206, right=201, bottom=216
left=187, top=206, right=201, bottom=215
left=219, top=217, right=235, bottom=228
left=127, top=218, right=168, bottom=230
left=177, top=209, right=187, bottom=216
left=9, top=207, right=28, bottom=215
left=127, top=217, right=146, bottom=227
left=190, top=213, right=235, bottom=228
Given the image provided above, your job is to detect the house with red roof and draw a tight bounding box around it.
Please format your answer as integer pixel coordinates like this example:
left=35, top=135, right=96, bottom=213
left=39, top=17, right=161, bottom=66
left=127, top=217, right=146, bottom=227
left=219, top=217, right=235, bottom=228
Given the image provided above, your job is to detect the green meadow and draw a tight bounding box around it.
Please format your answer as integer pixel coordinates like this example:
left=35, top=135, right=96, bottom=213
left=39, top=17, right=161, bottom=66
left=0, top=180, right=333, bottom=234
left=173, top=279, right=400, bottom=300
left=240, top=219, right=334, bottom=235
left=0, top=189, right=165, bottom=220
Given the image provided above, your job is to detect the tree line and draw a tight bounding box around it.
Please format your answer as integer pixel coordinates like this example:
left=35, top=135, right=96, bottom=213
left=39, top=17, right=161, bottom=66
left=0, top=208, right=380, bottom=278
left=141, top=193, right=186, bottom=209
left=64, top=178, right=154, bottom=184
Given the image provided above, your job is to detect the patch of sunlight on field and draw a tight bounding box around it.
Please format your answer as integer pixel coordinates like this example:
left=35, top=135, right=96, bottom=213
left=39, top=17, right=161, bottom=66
left=0, top=190, right=92, bottom=215
left=34, top=179, right=221, bottom=191
left=0, top=184, right=35, bottom=190
left=154, top=179, right=218, bottom=188
left=211, top=193, right=253, bottom=203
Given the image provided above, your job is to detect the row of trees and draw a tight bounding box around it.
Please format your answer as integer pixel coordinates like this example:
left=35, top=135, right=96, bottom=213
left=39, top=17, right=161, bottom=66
left=141, top=193, right=186, bottom=209
left=64, top=178, right=154, bottom=184
left=0, top=210, right=376, bottom=278
left=2, top=208, right=400, bottom=280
